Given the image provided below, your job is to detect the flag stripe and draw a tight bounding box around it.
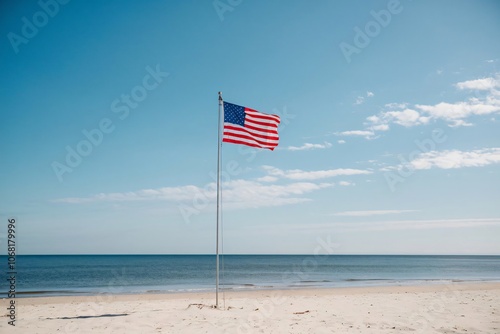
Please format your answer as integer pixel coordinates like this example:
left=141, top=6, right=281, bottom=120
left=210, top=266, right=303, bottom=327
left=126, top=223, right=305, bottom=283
left=244, top=122, right=279, bottom=133
left=223, top=130, right=279, bottom=147
left=245, top=113, right=280, bottom=125
left=223, top=127, right=279, bottom=145
left=223, top=134, right=277, bottom=149
left=222, top=138, right=276, bottom=150
left=224, top=122, right=279, bottom=139
left=223, top=133, right=277, bottom=147
left=245, top=109, right=281, bottom=122
left=224, top=124, right=279, bottom=140
left=245, top=116, right=279, bottom=128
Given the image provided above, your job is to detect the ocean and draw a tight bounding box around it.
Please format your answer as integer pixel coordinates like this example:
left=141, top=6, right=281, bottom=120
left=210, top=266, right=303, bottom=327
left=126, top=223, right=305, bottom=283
left=2, top=255, right=500, bottom=298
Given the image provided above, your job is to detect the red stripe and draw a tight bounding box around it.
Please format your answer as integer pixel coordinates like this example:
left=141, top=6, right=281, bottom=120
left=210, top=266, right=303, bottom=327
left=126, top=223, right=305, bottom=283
left=244, top=108, right=281, bottom=123
left=223, top=132, right=278, bottom=148
left=243, top=123, right=279, bottom=135
left=245, top=117, right=278, bottom=128
left=246, top=112, right=280, bottom=123
left=224, top=124, right=279, bottom=139
left=223, top=134, right=277, bottom=148
left=223, top=138, right=277, bottom=151
left=223, top=131, right=278, bottom=146
left=223, top=126, right=278, bottom=144
left=224, top=124, right=279, bottom=141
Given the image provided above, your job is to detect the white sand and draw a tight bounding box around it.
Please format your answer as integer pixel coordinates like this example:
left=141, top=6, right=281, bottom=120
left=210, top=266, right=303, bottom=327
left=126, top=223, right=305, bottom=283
left=2, top=283, right=499, bottom=333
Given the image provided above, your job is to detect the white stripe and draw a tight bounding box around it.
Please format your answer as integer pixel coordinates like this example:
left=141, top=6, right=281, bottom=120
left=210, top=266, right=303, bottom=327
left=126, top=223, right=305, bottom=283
left=245, top=110, right=281, bottom=123
left=223, top=131, right=279, bottom=145
left=223, top=134, right=277, bottom=148
left=223, top=129, right=279, bottom=144
left=224, top=123, right=279, bottom=138
left=245, top=115, right=280, bottom=127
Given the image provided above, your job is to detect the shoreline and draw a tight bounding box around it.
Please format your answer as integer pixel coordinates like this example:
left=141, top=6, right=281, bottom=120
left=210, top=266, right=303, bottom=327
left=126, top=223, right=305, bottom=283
left=5, top=281, right=500, bottom=303
left=5, top=278, right=500, bottom=299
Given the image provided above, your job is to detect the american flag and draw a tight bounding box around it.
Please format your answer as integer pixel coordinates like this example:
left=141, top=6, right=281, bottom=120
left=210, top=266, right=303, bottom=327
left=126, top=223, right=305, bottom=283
left=222, top=102, right=280, bottom=150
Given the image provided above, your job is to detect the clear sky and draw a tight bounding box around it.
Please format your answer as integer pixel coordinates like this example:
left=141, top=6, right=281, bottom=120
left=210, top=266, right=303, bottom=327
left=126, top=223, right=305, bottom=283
left=1, top=0, right=499, bottom=255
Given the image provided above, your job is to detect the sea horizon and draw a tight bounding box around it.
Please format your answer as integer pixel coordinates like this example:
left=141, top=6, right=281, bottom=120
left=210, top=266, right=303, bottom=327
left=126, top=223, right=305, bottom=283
left=3, top=254, right=500, bottom=298
left=13, top=253, right=500, bottom=256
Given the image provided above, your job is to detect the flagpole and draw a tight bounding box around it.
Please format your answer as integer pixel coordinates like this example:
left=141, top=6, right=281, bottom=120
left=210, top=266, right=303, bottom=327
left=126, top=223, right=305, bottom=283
left=216, top=92, right=223, bottom=309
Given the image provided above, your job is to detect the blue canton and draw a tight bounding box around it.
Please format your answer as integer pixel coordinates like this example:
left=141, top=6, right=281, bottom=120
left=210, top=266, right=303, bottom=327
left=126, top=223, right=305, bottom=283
left=224, top=102, right=245, bottom=126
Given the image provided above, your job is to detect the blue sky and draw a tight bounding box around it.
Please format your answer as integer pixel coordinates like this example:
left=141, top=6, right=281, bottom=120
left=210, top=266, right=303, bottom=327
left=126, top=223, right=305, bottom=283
left=1, top=0, right=499, bottom=255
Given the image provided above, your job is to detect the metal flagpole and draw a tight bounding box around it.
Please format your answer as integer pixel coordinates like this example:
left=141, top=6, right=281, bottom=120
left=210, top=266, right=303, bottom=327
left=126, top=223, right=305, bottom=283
left=216, top=92, right=223, bottom=308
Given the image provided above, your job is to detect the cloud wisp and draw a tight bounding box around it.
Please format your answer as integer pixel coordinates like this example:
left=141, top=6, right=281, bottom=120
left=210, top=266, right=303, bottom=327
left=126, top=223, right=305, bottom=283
left=54, top=179, right=334, bottom=210
left=354, top=91, right=375, bottom=105
left=335, top=130, right=375, bottom=140
left=334, top=218, right=500, bottom=232
left=338, top=74, right=500, bottom=138
left=285, top=142, right=332, bottom=151
left=290, top=218, right=500, bottom=232
left=262, top=165, right=372, bottom=180
left=407, top=148, right=500, bottom=170
left=369, top=75, right=500, bottom=130
left=55, top=163, right=374, bottom=212
left=333, top=209, right=417, bottom=217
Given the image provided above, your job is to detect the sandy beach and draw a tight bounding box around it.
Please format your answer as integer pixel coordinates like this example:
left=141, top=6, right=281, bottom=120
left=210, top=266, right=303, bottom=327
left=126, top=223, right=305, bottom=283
left=2, top=282, right=499, bottom=333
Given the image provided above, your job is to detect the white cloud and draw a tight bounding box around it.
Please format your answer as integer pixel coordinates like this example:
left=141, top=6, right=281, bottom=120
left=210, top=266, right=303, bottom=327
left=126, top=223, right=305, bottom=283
left=366, top=115, right=380, bottom=123
left=303, top=218, right=500, bottom=232
left=448, top=119, right=473, bottom=127
left=370, top=124, right=389, bottom=131
left=329, top=218, right=500, bottom=232
left=286, top=142, right=332, bottom=151
left=220, top=180, right=333, bottom=209
left=416, top=101, right=500, bottom=121
left=262, top=165, right=372, bottom=180
left=54, top=185, right=206, bottom=204
left=354, top=96, right=365, bottom=105
left=361, top=75, right=500, bottom=131
left=337, top=140, right=346, bottom=144
left=336, top=130, right=374, bottom=137
left=455, top=77, right=499, bottom=91
left=414, top=75, right=500, bottom=126
left=255, top=176, right=278, bottom=182
left=384, top=102, right=408, bottom=109
left=383, top=109, right=430, bottom=127
left=354, top=91, right=374, bottom=105
left=338, top=181, right=354, bottom=186
left=367, top=109, right=430, bottom=128
left=333, top=210, right=417, bottom=217
left=408, top=148, right=500, bottom=170
left=378, top=166, right=397, bottom=172
left=54, top=179, right=334, bottom=210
